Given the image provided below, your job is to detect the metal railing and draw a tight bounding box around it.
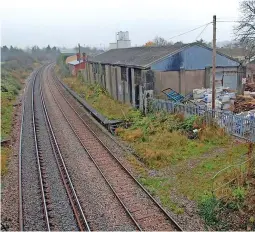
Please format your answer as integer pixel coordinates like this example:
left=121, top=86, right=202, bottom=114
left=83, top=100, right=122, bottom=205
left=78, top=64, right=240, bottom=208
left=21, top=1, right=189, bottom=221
left=211, top=154, right=255, bottom=199
left=150, top=98, right=255, bottom=142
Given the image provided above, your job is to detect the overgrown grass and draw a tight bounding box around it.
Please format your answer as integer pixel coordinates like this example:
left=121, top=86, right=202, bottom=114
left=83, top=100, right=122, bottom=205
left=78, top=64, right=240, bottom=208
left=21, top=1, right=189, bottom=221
left=116, top=111, right=249, bottom=222
left=116, top=112, right=230, bottom=169
left=1, top=75, right=21, bottom=140
left=1, top=147, right=12, bottom=176
left=1, top=63, right=34, bottom=175
left=176, top=143, right=248, bottom=201
left=62, top=76, right=135, bottom=120
left=140, top=176, right=185, bottom=214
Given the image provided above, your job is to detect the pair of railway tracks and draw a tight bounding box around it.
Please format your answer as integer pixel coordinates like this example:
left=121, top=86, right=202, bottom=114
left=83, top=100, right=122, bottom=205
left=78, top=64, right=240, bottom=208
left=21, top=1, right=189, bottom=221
left=19, top=67, right=90, bottom=231
left=19, top=64, right=182, bottom=231
left=47, top=65, right=182, bottom=231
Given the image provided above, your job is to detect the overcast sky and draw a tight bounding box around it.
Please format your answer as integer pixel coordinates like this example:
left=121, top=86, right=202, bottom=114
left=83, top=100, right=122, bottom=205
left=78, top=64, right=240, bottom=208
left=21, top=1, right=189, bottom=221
left=1, top=0, right=241, bottom=49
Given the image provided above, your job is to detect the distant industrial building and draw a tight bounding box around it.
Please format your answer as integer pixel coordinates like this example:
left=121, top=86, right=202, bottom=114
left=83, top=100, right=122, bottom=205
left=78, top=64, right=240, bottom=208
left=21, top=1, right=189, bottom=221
left=109, top=31, right=131, bottom=50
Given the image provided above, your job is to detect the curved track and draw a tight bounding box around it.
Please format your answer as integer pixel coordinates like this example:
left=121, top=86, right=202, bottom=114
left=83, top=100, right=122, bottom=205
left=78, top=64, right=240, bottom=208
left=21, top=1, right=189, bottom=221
left=46, top=65, right=182, bottom=231
left=19, top=64, right=182, bottom=231
left=19, top=67, right=90, bottom=231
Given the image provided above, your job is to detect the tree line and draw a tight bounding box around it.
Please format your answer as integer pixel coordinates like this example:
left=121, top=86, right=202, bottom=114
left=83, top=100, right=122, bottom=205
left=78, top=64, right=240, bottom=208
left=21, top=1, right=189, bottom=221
left=1, top=45, right=60, bottom=63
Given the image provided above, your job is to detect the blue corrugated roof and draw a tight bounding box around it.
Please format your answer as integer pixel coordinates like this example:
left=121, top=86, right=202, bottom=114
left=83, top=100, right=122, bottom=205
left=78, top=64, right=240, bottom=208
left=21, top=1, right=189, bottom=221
left=90, top=42, right=240, bottom=68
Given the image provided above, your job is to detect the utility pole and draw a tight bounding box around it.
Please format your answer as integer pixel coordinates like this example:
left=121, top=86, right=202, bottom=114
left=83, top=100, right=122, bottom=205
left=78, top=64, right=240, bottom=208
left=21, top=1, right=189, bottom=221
left=212, top=15, right=216, bottom=110
left=78, top=43, right=81, bottom=64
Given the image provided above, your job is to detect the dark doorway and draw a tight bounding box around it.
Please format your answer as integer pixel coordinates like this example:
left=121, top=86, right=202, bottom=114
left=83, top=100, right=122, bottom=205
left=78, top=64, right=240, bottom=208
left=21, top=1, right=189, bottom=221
left=128, top=68, right=132, bottom=104
left=135, top=85, right=140, bottom=107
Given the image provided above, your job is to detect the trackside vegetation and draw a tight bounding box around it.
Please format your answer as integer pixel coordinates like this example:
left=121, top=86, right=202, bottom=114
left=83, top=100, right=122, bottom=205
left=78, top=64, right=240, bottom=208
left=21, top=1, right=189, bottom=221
left=59, top=67, right=254, bottom=230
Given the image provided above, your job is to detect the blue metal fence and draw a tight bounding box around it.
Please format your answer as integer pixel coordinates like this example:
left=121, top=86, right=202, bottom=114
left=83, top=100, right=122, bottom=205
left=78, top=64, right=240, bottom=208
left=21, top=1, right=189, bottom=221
left=150, top=99, right=255, bottom=142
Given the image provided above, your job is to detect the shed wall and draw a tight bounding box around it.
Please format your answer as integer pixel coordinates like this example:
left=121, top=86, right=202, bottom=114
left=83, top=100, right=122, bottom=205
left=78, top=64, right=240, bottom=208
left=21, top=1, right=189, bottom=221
left=151, top=45, right=240, bottom=71
left=181, top=70, right=205, bottom=94
left=154, top=71, right=179, bottom=98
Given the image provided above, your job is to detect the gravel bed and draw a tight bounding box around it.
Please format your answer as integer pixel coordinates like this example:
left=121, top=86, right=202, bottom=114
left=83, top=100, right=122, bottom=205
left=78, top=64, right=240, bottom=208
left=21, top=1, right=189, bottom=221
left=55, top=77, right=138, bottom=172
left=43, top=69, right=137, bottom=231
left=54, top=75, right=207, bottom=230
left=49, top=74, right=179, bottom=231
left=33, top=69, right=78, bottom=231
left=20, top=74, right=47, bottom=231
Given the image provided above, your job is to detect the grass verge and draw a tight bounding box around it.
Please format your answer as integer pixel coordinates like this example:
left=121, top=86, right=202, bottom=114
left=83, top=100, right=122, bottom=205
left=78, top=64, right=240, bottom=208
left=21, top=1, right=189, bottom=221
left=1, top=63, right=33, bottom=175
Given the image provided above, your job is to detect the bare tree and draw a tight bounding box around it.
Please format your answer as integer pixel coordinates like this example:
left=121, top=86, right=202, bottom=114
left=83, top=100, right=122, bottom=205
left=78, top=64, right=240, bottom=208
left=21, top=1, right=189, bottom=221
left=235, top=0, right=255, bottom=61
left=153, top=36, right=172, bottom=46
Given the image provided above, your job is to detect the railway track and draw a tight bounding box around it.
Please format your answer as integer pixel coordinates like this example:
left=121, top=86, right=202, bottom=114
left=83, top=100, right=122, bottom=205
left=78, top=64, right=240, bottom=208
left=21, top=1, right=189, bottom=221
left=46, top=65, right=182, bottom=231
left=19, top=67, right=90, bottom=231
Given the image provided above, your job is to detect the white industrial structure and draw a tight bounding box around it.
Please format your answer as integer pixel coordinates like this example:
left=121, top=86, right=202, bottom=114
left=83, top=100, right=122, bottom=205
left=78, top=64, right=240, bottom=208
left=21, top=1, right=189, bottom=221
left=109, top=31, right=131, bottom=50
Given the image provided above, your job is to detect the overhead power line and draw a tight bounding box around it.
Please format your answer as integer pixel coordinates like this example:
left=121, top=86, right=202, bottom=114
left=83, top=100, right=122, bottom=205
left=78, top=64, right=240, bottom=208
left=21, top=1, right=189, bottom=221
left=217, top=20, right=255, bottom=23
left=195, top=23, right=211, bottom=40
left=168, top=22, right=212, bottom=40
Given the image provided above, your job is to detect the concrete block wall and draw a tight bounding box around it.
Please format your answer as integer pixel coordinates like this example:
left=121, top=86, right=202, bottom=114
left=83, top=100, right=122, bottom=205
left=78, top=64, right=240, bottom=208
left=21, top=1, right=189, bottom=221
left=124, top=67, right=130, bottom=104
left=105, top=65, right=111, bottom=94
left=111, top=66, right=117, bottom=99
left=116, top=67, right=123, bottom=102
left=90, top=64, right=93, bottom=83
left=82, top=63, right=148, bottom=111
left=131, top=68, right=136, bottom=107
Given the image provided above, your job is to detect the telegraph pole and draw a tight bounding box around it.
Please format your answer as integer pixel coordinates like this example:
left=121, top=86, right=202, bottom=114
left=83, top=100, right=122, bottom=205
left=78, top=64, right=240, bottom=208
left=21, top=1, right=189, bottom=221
left=212, top=15, right=216, bottom=110
left=78, top=43, right=81, bottom=64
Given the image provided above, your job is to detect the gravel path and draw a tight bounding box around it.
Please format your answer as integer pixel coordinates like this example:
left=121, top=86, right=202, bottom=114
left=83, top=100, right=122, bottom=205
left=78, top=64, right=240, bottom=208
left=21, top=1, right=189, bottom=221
left=33, top=68, right=78, bottom=231
left=43, top=66, right=137, bottom=231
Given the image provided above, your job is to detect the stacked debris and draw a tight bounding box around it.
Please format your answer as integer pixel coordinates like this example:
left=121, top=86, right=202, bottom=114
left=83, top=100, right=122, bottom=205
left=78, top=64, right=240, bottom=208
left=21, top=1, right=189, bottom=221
left=232, top=83, right=255, bottom=114
left=192, top=87, right=236, bottom=111
left=245, top=83, right=255, bottom=92
left=234, top=95, right=255, bottom=113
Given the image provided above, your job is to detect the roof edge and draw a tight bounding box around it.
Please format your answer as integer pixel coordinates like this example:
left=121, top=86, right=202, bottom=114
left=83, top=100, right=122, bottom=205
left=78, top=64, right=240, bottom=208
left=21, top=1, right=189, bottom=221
left=144, top=43, right=193, bottom=68
left=194, top=42, right=242, bottom=64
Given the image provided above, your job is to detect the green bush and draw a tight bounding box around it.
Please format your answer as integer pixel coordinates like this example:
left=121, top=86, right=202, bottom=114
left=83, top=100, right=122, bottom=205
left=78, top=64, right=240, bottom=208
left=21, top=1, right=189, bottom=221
left=199, top=193, right=220, bottom=226
left=180, top=115, right=199, bottom=131
left=232, top=186, right=246, bottom=202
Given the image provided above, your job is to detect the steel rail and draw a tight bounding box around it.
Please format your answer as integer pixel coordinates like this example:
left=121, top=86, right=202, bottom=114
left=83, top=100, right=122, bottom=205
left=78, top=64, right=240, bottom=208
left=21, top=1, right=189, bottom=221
left=32, top=68, right=51, bottom=231
left=49, top=66, right=182, bottom=231
left=19, top=69, right=45, bottom=231
left=18, top=73, right=27, bottom=231
left=46, top=66, right=142, bottom=231
left=39, top=65, right=91, bottom=231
